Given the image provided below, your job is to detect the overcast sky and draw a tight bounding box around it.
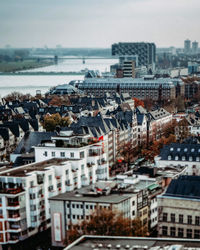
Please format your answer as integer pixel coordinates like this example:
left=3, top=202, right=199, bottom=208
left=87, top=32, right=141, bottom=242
left=0, top=0, right=199, bottom=48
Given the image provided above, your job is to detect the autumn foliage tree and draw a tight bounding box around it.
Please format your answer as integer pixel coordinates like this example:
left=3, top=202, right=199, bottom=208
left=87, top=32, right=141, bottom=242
left=48, top=95, right=70, bottom=106
left=43, top=113, right=71, bottom=131
left=65, top=208, right=147, bottom=245
left=132, top=97, right=145, bottom=108
left=141, top=134, right=176, bottom=162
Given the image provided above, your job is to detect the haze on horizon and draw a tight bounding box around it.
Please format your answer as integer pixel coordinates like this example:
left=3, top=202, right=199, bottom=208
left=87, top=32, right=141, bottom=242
left=0, top=0, right=199, bottom=48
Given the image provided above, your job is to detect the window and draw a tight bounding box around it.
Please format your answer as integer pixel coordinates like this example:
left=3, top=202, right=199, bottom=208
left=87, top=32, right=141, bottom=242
left=187, top=229, right=192, bottom=238
left=175, top=156, right=179, bottom=161
left=80, top=151, right=85, bottom=159
left=76, top=204, right=79, bottom=209
left=189, top=156, right=193, bottom=161
left=163, top=213, right=167, bottom=222
left=171, top=213, right=175, bottom=222
left=51, top=152, right=55, bottom=157
left=60, top=152, right=65, bottom=157
left=188, top=215, right=192, bottom=224
left=65, top=170, right=69, bottom=175
left=182, top=156, right=186, bottom=161
left=132, top=211, right=135, bottom=216
left=178, top=228, right=184, bottom=238
left=70, top=152, right=74, bottom=158
left=132, top=201, right=135, bottom=206
left=195, top=216, right=200, bottom=225
left=162, top=226, right=168, bottom=236
left=170, top=227, right=176, bottom=237
left=48, top=175, right=52, bottom=181
left=72, top=204, right=75, bottom=208
left=86, top=205, right=88, bottom=209
left=179, top=214, right=183, bottom=223
left=168, top=155, right=172, bottom=160
left=44, top=151, right=48, bottom=157
left=194, top=230, right=200, bottom=239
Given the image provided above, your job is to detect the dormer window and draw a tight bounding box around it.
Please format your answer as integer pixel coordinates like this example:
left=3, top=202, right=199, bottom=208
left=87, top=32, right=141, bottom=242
left=170, top=148, right=173, bottom=152
left=191, top=148, right=195, bottom=152
left=184, top=148, right=188, bottom=152
left=177, top=148, right=181, bottom=152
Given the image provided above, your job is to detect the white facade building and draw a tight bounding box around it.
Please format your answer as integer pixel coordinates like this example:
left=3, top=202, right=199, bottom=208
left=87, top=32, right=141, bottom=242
left=34, top=132, right=109, bottom=181
left=0, top=157, right=99, bottom=245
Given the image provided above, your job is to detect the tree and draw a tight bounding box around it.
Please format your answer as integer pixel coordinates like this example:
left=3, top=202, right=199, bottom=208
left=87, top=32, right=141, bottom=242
left=4, top=92, right=33, bottom=102
left=48, top=95, right=70, bottom=106
left=65, top=208, right=146, bottom=245
left=43, top=113, right=71, bottom=131
left=132, top=98, right=144, bottom=108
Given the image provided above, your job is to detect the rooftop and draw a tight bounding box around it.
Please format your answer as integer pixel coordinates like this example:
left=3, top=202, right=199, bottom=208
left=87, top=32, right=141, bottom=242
left=64, top=235, right=200, bottom=250
left=49, top=182, right=133, bottom=203
left=0, top=158, right=69, bottom=177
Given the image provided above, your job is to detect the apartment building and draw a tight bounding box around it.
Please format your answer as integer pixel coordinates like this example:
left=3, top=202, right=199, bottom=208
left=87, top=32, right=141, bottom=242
left=158, top=176, right=200, bottom=239
left=34, top=131, right=109, bottom=181
left=0, top=158, right=94, bottom=245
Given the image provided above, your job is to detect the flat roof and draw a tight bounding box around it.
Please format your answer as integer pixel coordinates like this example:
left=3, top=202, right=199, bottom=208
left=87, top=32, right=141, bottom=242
left=0, top=158, right=69, bottom=177
left=49, top=185, right=133, bottom=204
left=64, top=235, right=200, bottom=250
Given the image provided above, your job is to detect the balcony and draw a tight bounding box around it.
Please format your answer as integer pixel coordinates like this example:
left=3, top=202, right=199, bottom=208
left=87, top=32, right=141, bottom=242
left=87, top=162, right=95, bottom=168
left=7, top=214, right=21, bottom=221
left=0, top=187, right=25, bottom=196
left=8, top=224, right=21, bottom=233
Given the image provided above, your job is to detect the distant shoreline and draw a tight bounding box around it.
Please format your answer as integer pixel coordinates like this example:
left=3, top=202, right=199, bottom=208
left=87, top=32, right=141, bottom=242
left=0, top=71, right=85, bottom=76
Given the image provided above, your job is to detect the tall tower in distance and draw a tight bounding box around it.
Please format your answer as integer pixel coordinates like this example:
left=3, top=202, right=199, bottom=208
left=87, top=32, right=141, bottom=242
left=192, top=41, right=198, bottom=54
left=184, top=39, right=191, bottom=54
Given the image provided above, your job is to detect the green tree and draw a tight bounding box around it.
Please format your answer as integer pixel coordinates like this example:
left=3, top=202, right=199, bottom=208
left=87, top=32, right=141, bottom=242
left=43, top=113, right=71, bottom=131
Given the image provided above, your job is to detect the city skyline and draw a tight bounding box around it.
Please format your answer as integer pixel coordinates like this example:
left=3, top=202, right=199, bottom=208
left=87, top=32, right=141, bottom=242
left=1, top=0, right=200, bottom=48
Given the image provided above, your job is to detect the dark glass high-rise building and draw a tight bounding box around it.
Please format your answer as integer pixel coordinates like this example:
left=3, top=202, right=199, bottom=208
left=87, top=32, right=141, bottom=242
left=112, top=42, right=156, bottom=67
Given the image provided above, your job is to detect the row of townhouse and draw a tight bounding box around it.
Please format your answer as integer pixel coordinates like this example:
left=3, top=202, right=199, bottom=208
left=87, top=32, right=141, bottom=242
left=136, top=106, right=172, bottom=146
left=0, top=119, right=43, bottom=161
left=0, top=151, right=109, bottom=245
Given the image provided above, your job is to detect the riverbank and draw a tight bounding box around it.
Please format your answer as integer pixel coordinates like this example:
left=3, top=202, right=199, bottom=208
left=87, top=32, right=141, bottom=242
left=0, top=59, right=53, bottom=73
left=0, top=71, right=85, bottom=76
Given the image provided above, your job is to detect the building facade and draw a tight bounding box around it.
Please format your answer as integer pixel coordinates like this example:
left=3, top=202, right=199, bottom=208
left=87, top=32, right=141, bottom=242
left=112, top=42, right=156, bottom=69
left=158, top=176, right=200, bottom=239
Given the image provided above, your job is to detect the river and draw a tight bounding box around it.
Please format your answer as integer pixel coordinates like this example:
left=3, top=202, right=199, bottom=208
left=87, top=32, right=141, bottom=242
left=0, top=58, right=118, bottom=97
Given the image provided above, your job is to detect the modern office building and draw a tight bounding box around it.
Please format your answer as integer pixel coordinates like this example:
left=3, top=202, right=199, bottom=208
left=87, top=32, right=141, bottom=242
left=70, top=77, right=177, bottom=101
left=112, top=42, right=156, bottom=69
left=50, top=176, right=160, bottom=247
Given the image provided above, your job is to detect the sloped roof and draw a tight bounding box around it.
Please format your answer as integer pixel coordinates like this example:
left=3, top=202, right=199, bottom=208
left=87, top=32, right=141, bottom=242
left=159, top=143, right=200, bottom=161
left=164, top=175, right=200, bottom=199
left=13, top=131, right=56, bottom=154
